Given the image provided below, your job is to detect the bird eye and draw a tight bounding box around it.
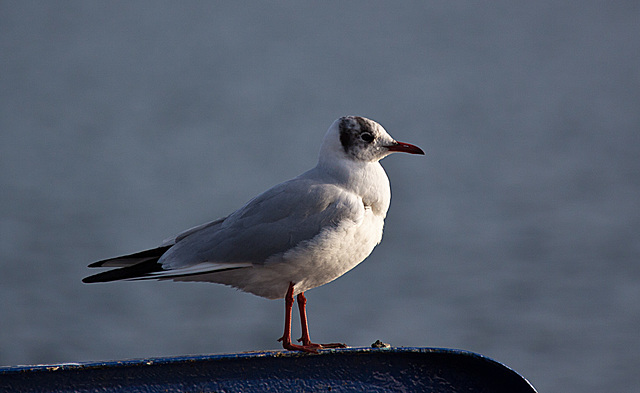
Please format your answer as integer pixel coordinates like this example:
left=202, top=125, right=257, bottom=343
left=360, top=132, right=374, bottom=143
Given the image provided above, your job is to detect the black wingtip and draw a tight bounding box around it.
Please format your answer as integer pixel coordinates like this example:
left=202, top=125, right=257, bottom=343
left=87, top=260, right=106, bottom=268
left=82, top=275, right=101, bottom=284
left=87, top=245, right=172, bottom=268
left=82, top=260, right=164, bottom=283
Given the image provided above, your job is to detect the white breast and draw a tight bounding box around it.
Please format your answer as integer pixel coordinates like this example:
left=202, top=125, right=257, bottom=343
left=194, top=157, right=392, bottom=299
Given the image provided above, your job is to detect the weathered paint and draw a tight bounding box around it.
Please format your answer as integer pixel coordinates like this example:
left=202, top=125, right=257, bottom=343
left=0, top=347, right=536, bottom=392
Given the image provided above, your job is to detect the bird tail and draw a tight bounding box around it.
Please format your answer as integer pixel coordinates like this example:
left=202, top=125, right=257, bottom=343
left=82, top=246, right=171, bottom=283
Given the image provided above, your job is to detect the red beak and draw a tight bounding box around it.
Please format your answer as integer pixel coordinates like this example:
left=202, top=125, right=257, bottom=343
left=386, top=141, right=425, bottom=155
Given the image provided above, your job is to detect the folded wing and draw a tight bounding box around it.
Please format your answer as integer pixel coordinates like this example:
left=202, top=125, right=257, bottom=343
left=83, top=175, right=363, bottom=283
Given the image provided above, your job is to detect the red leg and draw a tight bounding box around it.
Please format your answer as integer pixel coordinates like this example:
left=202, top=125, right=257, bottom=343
left=277, top=282, right=318, bottom=353
left=296, top=292, right=321, bottom=348
left=296, top=291, right=346, bottom=350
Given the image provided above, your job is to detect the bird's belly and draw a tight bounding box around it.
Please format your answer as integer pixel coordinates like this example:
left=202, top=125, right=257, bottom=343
left=211, top=212, right=385, bottom=299
left=286, top=212, right=385, bottom=294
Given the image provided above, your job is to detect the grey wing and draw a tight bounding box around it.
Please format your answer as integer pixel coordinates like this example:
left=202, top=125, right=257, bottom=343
left=161, top=216, right=227, bottom=246
left=158, top=178, right=364, bottom=271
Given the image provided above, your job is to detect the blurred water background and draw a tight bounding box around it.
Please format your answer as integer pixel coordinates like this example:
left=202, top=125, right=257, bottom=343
left=1, top=2, right=639, bottom=392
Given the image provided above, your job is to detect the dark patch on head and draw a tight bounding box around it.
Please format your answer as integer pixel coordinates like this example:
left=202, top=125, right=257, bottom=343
left=354, top=116, right=371, bottom=134
left=339, top=119, right=352, bottom=152
left=338, top=116, right=377, bottom=157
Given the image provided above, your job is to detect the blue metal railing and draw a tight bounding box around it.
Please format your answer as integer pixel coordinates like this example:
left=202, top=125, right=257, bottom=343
left=0, top=347, right=537, bottom=392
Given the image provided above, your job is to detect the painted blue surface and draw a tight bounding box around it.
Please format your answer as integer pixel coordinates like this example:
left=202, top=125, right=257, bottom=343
left=0, top=347, right=536, bottom=392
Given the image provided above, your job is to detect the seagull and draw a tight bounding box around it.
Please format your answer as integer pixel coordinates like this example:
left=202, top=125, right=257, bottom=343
left=83, top=116, right=424, bottom=353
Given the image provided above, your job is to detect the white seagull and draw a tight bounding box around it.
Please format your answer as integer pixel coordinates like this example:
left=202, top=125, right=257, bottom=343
left=83, top=116, right=424, bottom=353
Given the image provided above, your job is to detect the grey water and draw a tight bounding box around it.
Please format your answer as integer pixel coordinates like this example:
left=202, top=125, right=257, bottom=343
left=1, top=2, right=639, bottom=392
